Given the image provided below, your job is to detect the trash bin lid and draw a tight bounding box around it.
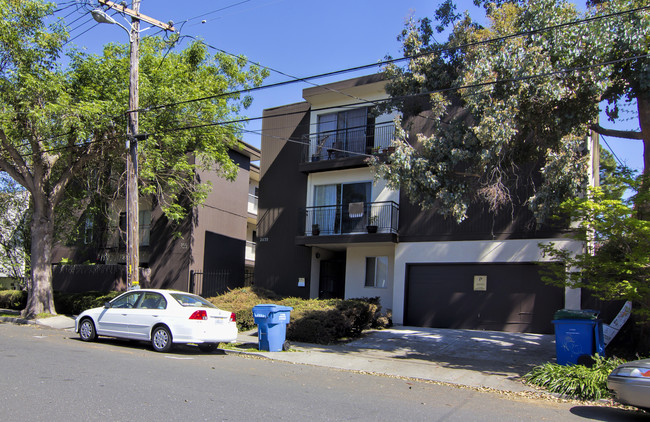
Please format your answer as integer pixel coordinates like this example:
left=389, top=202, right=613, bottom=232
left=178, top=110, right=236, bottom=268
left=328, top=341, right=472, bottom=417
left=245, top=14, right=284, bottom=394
left=253, top=304, right=294, bottom=313
left=553, top=309, right=599, bottom=320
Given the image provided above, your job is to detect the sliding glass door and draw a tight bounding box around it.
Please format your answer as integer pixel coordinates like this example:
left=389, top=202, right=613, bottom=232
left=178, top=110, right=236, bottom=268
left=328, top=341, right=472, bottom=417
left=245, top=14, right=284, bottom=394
left=313, top=182, right=371, bottom=234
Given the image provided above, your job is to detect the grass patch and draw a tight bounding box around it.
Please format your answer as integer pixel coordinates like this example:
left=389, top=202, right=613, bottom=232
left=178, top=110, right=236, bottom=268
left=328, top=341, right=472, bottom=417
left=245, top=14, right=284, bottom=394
left=524, top=355, right=624, bottom=401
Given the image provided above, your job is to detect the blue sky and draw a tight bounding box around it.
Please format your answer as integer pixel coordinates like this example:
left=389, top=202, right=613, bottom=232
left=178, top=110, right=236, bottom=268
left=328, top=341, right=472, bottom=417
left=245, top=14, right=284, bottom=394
left=55, top=0, right=644, bottom=174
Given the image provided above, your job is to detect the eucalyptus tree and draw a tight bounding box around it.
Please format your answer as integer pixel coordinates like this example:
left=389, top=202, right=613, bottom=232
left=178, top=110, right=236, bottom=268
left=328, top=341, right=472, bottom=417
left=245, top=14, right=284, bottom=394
left=375, top=0, right=649, bottom=222
left=0, top=0, right=268, bottom=316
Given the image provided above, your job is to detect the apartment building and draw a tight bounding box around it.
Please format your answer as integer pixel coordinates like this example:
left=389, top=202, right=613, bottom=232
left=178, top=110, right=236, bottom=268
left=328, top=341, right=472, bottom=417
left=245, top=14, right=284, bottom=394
left=256, top=74, right=593, bottom=334
left=53, top=143, right=260, bottom=297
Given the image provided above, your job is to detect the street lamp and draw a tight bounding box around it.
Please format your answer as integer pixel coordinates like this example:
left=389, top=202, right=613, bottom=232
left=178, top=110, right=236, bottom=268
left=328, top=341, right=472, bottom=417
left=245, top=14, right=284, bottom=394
left=90, top=9, right=125, bottom=29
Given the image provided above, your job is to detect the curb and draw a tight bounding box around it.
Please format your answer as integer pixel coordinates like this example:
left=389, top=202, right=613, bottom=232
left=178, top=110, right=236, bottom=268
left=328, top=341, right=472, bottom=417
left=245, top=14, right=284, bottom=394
left=0, top=316, right=36, bottom=325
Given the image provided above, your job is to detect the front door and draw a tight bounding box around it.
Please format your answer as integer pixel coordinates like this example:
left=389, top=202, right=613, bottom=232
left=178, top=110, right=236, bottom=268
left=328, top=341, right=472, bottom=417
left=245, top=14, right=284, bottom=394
left=128, top=291, right=167, bottom=339
left=96, top=291, right=143, bottom=337
left=319, top=256, right=345, bottom=299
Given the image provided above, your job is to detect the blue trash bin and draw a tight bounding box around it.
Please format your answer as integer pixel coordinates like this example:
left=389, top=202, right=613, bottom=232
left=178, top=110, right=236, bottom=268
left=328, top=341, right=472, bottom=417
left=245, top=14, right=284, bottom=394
left=552, top=319, right=605, bottom=365
left=252, top=304, right=293, bottom=352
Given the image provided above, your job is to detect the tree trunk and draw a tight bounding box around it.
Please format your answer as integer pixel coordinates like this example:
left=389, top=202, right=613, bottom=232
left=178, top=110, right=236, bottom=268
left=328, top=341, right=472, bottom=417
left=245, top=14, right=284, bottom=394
left=21, top=197, right=56, bottom=318
left=636, top=93, right=650, bottom=220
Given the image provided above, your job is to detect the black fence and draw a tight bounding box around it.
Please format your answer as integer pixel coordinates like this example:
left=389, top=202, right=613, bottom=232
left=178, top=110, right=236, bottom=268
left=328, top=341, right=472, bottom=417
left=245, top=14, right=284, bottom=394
left=300, top=201, right=399, bottom=236
left=301, top=122, right=396, bottom=163
left=190, top=269, right=254, bottom=298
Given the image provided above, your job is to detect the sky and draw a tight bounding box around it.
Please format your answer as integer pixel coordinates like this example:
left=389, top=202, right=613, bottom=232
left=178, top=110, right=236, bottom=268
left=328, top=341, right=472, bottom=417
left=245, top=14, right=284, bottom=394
left=53, top=0, right=645, bottom=174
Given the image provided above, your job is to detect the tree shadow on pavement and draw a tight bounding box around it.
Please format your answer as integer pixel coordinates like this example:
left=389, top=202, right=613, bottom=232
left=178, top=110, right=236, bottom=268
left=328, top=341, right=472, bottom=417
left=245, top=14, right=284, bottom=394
left=570, top=405, right=649, bottom=421
left=319, top=327, right=557, bottom=378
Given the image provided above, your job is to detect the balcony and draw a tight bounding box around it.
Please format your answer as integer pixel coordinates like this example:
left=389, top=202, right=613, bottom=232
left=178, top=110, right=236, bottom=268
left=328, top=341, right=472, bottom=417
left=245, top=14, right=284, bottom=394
left=301, top=122, right=396, bottom=163
left=299, top=201, right=399, bottom=238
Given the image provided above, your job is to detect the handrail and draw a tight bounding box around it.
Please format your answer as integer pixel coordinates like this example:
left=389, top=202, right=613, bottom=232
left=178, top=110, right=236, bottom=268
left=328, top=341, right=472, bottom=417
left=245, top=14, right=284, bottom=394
left=300, top=201, right=399, bottom=235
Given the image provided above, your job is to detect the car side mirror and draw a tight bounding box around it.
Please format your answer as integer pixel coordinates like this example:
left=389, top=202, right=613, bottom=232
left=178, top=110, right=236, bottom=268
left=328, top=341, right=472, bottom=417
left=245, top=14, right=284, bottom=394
left=104, top=302, right=112, bottom=309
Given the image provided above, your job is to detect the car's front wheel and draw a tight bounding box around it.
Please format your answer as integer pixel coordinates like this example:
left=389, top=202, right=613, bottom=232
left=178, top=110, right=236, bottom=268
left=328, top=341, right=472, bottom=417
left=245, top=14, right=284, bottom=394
left=151, top=326, right=172, bottom=352
left=79, top=318, right=97, bottom=342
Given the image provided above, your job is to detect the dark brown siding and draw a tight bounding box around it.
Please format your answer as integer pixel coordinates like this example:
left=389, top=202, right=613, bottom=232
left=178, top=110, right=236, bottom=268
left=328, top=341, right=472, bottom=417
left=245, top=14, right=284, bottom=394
left=256, top=102, right=312, bottom=297
left=147, top=202, right=193, bottom=291
left=405, top=263, right=564, bottom=334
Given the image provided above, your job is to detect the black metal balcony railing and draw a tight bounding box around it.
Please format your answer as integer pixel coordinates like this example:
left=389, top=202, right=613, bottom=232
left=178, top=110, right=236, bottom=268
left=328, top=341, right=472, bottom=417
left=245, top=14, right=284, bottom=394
left=301, top=122, right=396, bottom=163
left=299, top=201, right=399, bottom=236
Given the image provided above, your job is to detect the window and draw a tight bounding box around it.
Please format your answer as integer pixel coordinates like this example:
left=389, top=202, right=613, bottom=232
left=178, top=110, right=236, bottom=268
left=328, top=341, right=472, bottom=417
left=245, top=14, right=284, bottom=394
left=138, top=292, right=166, bottom=309
left=171, top=292, right=218, bottom=308
left=111, top=291, right=143, bottom=308
left=83, top=216, right=93, bottom=245
left=313, top=182, right=371, bottom=234
left=365, top=256, right=388, bottom=288
left=119, top=210, right=152, bottom=246
left=315, top=107, right=374, bottom=158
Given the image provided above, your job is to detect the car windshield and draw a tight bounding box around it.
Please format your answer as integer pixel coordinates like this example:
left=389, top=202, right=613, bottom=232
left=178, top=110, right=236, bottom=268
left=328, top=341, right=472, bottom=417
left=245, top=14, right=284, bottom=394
left=170, top=293, right=217, bottom=308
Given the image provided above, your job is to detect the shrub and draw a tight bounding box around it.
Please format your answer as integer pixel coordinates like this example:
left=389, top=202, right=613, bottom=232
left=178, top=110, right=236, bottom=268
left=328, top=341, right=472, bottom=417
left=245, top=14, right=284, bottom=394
left=0, top=290, right=27, bottom=310
left=53, top=291, right=121, bottom=315
left=284, top=297, right=387, bottom=344
left=208, top=287, right=281, bottom=331
left=208, top=288, right=390, bottom=344
left=524, top=355, right=625, bottom=401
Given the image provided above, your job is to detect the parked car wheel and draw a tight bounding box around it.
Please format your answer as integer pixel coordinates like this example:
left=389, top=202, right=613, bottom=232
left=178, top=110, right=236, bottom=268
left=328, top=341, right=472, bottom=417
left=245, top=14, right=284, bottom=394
left=151, top=326, right=172, bottom=352
left=198, top=343, right=219, bottom=353
left=78, top=318, right=96, bottom=342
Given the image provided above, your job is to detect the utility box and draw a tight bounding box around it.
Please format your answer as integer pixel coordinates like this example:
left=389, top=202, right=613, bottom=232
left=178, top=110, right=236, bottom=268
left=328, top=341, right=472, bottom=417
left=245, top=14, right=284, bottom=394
left=252, top=304, right=293, bottom=352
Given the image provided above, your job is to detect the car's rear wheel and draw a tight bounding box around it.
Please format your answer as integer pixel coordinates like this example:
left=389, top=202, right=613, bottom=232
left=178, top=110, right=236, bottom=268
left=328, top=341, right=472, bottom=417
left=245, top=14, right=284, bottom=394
left=79, top=318, right=96, bottom=342
left=151, top=326, right=172, bottom=352
left=198, top=343, right=219, bottom=353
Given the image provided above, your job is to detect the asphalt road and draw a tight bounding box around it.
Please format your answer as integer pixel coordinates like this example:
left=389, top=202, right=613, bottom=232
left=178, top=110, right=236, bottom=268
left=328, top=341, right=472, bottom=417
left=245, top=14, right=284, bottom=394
left=0, top=323, right=647, bottom=422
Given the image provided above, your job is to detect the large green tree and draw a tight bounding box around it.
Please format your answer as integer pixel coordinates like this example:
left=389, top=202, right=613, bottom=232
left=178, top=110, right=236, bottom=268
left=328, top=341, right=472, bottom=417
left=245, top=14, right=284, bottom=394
left=376, top=0, right=649, bottom=222
left=0, top=0, right=267, bottom=317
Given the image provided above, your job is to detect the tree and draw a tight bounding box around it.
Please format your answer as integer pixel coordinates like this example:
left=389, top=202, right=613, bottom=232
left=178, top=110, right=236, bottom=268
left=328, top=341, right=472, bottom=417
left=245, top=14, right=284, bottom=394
left=0, top=0, right=268, bottom=317
left=538, top=169, right=650, bottom=351
left=0, top=173, right=29, bottom=282
left=375, top=0, right=649, bottom=222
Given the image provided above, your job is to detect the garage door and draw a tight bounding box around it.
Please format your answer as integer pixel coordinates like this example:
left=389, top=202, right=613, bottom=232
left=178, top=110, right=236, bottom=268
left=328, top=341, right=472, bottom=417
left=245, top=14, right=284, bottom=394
left=405, top=263, right=563, bottom=334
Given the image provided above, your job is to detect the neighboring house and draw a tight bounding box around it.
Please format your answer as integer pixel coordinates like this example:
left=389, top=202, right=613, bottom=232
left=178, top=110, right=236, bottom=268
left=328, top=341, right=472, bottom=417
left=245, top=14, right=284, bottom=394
left=256, top=74, right=597, bottom=334
left=0, top=190, right=28, bottom=290
left=52, top=143, right=260, bottom=297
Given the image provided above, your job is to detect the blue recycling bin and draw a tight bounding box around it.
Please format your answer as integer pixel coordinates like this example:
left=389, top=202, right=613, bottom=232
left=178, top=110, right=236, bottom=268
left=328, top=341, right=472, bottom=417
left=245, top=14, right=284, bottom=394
left=552, top=318, right=605, bottom=365
left=252, top=304, right=293, bottom=352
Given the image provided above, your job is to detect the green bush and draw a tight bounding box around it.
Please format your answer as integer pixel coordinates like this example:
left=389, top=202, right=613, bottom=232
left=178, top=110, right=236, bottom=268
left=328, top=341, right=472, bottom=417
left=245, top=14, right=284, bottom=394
left=53, top=291, right=121, bottom=315
left=209, top=288, right=390, bottom=344
left=208, top=287, right=281, bottom=331
left=524, top=355, right=625, bottom=401
left=0, top=290, right=27, bottom=310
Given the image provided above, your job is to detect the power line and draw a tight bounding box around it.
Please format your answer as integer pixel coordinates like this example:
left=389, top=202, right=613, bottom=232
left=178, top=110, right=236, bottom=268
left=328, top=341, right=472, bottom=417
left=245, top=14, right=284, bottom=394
left=132, top=4, right=650, bottom=116
left=150, top=53, right=649, bottom=138
left=600, top=135, right=626, bottom=168
left=6, top=2, right=647, bottom=160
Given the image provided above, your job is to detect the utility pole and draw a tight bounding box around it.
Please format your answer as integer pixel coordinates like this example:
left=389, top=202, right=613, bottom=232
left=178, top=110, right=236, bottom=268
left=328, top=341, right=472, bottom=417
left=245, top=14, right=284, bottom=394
left=96, top=1, right=174, bottom=289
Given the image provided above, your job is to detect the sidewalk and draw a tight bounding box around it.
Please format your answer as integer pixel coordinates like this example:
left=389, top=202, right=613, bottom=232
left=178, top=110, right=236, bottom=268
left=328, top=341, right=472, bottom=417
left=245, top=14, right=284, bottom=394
left=232, top=327, right=555, bottom=393
left=1, top=310, right=556, bottom=393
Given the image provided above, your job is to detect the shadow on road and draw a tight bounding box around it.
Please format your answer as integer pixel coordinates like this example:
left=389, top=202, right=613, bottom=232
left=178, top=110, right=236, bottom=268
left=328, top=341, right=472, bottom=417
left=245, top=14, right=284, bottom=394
left=570, top=405, right=649, bottom=421
left=69, top=336, right=228, bottom=355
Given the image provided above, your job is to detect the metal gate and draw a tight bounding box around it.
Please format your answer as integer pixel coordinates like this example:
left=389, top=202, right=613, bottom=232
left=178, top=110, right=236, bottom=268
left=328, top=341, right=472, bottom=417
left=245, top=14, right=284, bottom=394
left=190, top=269, right=254, bottom=298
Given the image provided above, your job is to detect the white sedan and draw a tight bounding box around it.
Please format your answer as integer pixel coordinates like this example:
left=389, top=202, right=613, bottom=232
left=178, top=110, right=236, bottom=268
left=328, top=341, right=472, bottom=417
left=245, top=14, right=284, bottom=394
left=75, top=289, right=238, bottom=352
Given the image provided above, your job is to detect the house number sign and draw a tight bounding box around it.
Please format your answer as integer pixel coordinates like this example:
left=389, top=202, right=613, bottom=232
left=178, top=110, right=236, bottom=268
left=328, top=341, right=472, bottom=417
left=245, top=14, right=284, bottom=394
left=473, top=275, right=487, bottom=291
